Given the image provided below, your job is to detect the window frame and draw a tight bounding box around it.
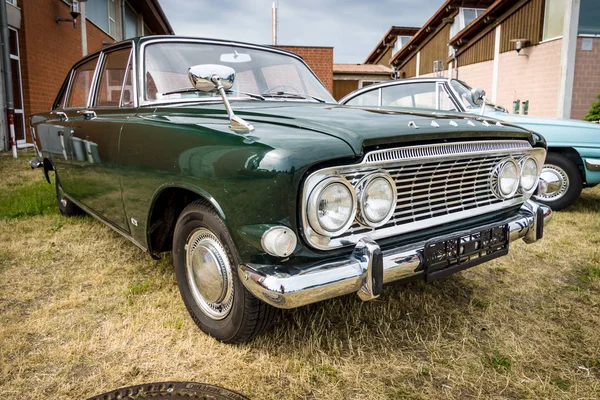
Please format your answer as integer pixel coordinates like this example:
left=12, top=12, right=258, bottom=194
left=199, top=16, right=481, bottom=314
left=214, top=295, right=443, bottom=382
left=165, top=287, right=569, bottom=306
left=542, top=0, right=566, bottom=42
left=92, top=45, right=135, bottom=108
left=64, top=54, right=103, bottom=110
left=85, top=0, right=118, bottom=39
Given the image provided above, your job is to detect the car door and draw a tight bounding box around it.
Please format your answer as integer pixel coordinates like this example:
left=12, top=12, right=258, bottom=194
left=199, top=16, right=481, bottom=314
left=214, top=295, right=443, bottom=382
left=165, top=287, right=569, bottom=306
left=64, top=46, right=133, bottom=232
left=34, top=70, right=74, bottom=179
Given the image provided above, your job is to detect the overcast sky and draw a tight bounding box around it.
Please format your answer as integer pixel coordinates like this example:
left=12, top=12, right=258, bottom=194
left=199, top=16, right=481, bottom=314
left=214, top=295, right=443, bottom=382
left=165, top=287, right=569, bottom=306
left=158, top=0, right=444, bottom=64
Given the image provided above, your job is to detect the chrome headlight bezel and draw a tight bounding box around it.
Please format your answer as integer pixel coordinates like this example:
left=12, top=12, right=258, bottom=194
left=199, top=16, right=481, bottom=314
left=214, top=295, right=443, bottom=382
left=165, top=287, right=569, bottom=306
left=491, top=158, right=521, bottom=199
left=519, top=156, right=539, bottom=194
left=306, top=177, right=357, bottom=237
left=356, top=172, right=397, bottom=228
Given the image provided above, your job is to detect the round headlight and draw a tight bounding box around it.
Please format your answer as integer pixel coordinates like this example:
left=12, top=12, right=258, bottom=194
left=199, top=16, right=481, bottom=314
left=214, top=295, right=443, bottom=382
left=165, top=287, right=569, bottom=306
left=358, top=173, right=397, bottom=227
left=307, top=178, right=356, bottom=236
left=493, top=158, right=520, bottom=198
left=520, top=157, right=539, bottom=193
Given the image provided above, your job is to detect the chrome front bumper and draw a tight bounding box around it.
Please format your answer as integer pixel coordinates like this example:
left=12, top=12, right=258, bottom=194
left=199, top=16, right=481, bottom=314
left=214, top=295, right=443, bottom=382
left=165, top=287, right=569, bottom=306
left=239, top=200, right=552, bottom=309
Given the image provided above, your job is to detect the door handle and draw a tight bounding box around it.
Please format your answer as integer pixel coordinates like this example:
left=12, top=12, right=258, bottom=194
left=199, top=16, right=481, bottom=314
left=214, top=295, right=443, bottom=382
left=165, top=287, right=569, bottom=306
left=50, top=111, right=68, bottom=122
left=77, top=110, right=97, bottom=120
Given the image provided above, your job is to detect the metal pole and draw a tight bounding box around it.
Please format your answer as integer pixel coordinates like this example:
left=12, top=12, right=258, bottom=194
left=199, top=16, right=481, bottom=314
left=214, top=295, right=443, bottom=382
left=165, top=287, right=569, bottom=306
left=0, top=0, right=16, bottom=157
left=271, top=1, right=277, bottom=45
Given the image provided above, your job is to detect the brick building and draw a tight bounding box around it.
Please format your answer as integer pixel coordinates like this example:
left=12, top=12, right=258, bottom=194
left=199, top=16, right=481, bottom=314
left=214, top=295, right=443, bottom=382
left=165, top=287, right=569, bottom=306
left=374, top=0, right=600, bottom=119
left=275, top=45, right=333, bottom=93
left=0, top=0, right=173, bottom=151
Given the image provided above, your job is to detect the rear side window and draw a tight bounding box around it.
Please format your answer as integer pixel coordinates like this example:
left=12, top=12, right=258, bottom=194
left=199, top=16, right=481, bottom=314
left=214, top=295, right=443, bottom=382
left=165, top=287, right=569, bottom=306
left=67, top=57, right=99, bottom=108
left=96, top=48, right=133, bottom=107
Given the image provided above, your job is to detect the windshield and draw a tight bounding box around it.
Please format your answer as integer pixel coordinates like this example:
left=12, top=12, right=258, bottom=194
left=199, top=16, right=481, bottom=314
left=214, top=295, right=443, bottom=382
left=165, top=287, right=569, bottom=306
left=144, top=42, right=335, bottom=104
left=450, top=79, right=506, bottom=113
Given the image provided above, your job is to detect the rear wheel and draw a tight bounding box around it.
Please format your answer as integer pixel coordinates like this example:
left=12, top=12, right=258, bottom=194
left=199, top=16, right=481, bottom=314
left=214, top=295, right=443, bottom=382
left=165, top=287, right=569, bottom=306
left=534, top=152, right=583, bottom=210
left=55, top=177, right=83, bottom=217
left=172, top=200, right=275, bottom=343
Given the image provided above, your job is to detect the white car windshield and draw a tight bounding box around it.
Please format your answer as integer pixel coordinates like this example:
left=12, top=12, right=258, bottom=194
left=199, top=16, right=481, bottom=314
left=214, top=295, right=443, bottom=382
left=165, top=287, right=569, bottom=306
left=144, top=42, right=336, bottom=104
left=450, top=79, right=506, bottom=113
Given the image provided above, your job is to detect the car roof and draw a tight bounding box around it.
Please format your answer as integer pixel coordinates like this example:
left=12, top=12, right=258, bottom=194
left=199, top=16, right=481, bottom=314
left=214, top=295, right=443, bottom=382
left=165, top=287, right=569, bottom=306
left=339, top=77, right=452, bottom=104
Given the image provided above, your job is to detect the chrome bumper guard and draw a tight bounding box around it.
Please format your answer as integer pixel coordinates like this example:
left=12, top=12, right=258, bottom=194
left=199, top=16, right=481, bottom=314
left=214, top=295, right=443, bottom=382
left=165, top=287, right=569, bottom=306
left=239, top=200, right=552, bottom=309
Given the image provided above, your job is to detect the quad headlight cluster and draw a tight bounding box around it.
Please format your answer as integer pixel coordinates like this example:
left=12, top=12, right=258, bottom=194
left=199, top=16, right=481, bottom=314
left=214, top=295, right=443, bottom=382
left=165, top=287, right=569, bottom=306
left=491, top=156, right=540, bottom=199
left=307, top=171, right=397, bottom=237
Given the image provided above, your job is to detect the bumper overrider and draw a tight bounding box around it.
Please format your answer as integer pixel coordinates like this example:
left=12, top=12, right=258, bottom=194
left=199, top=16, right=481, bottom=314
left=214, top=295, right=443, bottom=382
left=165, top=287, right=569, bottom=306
left=239, top=200, right=551, bottom=309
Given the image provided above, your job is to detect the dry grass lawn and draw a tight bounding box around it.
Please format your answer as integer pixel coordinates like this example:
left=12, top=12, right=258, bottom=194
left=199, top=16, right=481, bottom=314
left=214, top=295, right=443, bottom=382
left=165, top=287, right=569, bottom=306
left=1, top=152, right=600, bottom=399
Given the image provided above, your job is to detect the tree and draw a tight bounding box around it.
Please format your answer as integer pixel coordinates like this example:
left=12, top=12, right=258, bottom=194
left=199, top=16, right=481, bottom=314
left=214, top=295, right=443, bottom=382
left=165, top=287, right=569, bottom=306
left=584, top=89, right=600, bottom=122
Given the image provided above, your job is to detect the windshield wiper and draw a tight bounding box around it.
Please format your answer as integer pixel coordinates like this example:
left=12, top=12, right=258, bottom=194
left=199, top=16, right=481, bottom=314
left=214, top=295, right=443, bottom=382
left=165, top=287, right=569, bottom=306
left=262, top=91, right=325, bottom=103
left=161, top=87, right=265, bottom=100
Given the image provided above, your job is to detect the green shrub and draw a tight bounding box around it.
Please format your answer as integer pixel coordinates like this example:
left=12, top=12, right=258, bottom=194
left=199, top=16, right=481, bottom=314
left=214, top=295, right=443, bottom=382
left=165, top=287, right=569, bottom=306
left=584, top=90, right=600, bottom=122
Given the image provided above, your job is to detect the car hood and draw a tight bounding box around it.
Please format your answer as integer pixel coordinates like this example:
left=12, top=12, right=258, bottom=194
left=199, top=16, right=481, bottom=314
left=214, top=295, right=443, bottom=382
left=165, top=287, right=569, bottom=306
left=175, top=102, right=539, bottom=154
left=484, top=110, right=600, bottom=148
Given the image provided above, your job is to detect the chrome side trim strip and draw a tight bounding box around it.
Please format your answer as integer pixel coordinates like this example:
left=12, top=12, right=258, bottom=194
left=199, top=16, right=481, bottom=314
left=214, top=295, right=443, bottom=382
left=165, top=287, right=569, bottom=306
left=364, top=140, right=531, bottom=164
left=585, top=158, right=600, bottom=171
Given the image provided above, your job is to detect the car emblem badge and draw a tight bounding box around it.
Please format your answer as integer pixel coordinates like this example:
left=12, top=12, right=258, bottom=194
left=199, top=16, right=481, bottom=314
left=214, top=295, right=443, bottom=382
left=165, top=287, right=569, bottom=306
left=131, top=218, right=138, bottom=227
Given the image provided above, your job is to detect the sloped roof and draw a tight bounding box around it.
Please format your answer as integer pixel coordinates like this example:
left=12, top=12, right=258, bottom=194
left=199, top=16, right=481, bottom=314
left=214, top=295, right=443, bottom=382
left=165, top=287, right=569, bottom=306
left=364, top=26, right=420, bottom=64
left=390, top=0, right=494, bottom=68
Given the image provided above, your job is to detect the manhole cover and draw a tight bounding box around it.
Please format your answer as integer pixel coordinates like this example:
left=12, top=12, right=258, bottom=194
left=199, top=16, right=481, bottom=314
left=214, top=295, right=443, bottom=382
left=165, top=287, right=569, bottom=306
left=87, top=381, right=250, bottom=400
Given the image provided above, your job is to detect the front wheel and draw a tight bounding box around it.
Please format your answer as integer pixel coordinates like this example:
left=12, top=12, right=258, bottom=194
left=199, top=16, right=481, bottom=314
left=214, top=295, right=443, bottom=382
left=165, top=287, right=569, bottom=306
left=534, top=152, right=583, bottom=210
left=172, top=200, right=276, bottom=343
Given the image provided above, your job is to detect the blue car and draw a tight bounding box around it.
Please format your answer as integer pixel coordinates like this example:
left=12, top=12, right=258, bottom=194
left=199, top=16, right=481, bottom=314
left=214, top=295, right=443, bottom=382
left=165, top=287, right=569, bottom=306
left=341, top=78, right=600, bottom=210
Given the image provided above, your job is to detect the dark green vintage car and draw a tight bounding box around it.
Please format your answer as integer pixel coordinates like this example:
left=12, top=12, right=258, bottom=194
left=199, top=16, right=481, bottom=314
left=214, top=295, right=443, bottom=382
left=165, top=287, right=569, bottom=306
left=30, top=36, right=552, bottom=343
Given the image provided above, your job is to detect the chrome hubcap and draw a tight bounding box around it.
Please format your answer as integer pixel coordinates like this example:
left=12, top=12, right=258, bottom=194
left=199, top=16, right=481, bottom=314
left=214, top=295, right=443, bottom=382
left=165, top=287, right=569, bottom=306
left=185, top=228, right=234, bottom=320
left=535, top=164, right=569, bottom=202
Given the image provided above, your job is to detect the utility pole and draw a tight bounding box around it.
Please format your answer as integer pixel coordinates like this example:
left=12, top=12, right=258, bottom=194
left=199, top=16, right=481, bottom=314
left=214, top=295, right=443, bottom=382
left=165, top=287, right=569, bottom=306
left=271, top=1, right=278, bottom=45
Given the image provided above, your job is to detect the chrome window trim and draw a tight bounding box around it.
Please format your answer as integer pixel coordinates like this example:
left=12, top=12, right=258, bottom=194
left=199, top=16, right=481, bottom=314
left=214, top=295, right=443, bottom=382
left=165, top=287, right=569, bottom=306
left=137, top=37, right=330, bottom=107
left=91, top=45, right=134, bottom=109
left=87, top=52, right=105, bottom=109
left=64, top=55, right=101, bottom=110
left=300, top=141, right=546, bottom=250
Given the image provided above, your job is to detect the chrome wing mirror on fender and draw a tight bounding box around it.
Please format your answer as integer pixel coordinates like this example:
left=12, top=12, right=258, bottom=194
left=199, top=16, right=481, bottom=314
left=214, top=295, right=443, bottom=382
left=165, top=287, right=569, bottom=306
left=188, top=64, right=254, bottom=133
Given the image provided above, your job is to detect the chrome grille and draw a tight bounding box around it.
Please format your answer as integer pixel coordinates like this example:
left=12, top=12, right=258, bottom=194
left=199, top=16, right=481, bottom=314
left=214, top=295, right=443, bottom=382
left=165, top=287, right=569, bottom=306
left=342, top=154, right=511, bottom=237
left=300, top=140, right=545, bottom=250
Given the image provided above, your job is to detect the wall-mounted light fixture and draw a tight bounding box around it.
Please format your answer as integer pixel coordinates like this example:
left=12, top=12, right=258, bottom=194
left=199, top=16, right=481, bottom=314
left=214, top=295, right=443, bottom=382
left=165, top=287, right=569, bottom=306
left=511, top=38, right=530, bottom=57
left=56, top=0, right=87, bottom=28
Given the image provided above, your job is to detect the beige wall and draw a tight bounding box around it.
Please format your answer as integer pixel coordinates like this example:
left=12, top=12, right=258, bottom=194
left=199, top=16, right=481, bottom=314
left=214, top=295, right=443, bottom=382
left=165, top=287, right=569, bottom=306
left=571, top=37, right=600, bottom=120
left=456, top=59, right=494, bottom=96
left=495, top=39, right=563, bottom=117
left=455, top=39, right=563, bottom=117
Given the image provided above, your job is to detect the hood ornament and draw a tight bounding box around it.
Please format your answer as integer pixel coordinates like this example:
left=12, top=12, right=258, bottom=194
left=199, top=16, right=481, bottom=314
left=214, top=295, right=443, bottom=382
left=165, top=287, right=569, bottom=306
left=188, top=64, right=254, bottom=133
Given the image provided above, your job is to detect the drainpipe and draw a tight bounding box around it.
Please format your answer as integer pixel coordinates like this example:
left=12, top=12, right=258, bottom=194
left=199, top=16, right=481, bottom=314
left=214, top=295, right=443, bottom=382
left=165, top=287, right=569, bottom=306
left=0, top=0, right=16, bottom=158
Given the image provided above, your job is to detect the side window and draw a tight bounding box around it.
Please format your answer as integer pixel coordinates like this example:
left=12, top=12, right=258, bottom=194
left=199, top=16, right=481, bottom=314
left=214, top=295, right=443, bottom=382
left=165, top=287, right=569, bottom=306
left=67, top=57, right=99, bottom=108
left=381, top=82, right=436, bottom=109
left=96, top=48, right=133, bottom=107
left=52, top=71, right=72, bottom=110
left=345, top=89, right=380, bottom=107
left=439, top=85, right=458, bottom=111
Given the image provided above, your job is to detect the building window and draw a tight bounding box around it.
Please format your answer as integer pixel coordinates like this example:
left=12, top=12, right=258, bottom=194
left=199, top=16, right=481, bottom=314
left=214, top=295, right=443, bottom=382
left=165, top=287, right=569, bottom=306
left=124, top=2, right=138, bottom=39
left=449, top=8, right=486, bottom=39
left=6, top=0, right=17, bottom=6
left=543, top=0, right=566, bottom=40
left=86, top=0, right=117, bottom=38
left=393, top=36, right=412, bottom=54
left=579, top=0, right=600, bottom=35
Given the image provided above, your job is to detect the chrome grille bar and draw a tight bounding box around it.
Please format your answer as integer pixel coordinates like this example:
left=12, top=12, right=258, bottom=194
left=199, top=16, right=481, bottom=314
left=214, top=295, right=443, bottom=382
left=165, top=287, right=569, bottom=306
left=364, top=140, right=531, bottom=164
